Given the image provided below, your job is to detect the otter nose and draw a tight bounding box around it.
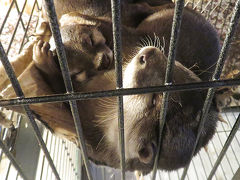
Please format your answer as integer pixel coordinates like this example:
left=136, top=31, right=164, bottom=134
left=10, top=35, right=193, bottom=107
left=138, top=141, right=157, bottom=164
left=138, top=47, right=156, bottom=65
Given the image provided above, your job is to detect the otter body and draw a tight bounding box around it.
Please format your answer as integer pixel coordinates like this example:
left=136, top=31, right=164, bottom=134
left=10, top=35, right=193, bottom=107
left=42, top=0, right=174, bottom=27
left=33, top=4, right=220, bottom=174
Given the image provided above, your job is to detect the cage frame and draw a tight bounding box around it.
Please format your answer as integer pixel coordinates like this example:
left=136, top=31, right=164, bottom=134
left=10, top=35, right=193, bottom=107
left=0, top=0, right=240, bottom=180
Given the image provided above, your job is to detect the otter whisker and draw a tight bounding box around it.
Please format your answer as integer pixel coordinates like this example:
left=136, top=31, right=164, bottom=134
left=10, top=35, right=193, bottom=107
left=197, top=61, right=218, bottom=76
left=156, top=36, right=161, bottom=49
left=161, top=36, right=166, bottom=54
left=96, top=135, right=106, bottom=150
left=147, top=35, right=154, bottom=46
left=142, top=38, right=148, bottom=46
left=139, top=38, right=147, bottom=47
left=188, top=63, right=199, bottom=70
left=138, top=41, right=144, bottom=48
left=145, top=35, right=151, bottom=46
left=154, top=33, right=157, bottom=48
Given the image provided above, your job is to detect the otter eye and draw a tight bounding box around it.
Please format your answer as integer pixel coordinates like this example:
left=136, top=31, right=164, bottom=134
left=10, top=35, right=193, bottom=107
left=139, top=55, right=146, bottom=65
left=82, top=35, right=93, bottom=47
left=152, top=94, right=156, bottom=106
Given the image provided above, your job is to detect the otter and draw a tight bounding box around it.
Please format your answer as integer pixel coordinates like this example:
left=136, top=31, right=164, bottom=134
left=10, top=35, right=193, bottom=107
left=31, top=5, right=220, bottom=173
left=42, top=0, right=174, bottom=27
left=33, top=23, right=114, bottom=93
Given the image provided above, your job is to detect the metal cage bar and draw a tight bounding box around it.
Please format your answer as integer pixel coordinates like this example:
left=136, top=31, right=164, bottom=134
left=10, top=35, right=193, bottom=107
left=1, top=79, right=239, bottom=107
left=0, top=42, right=61, bottom=180
left=6, top=0, right=27, bottom=55
left=18, top=0, right=37, bottom=53
left=208, top=113, right=240, bottom=179
left=43, top=0, right=93, bottom=179
left=0, top=0, right=240, bottom=179
left=152, top=0, right=185, bottom=179
left=0, top=0, right=15, bottom=35
left=110, top=0, right=125, bottom=179
left=0, top=137, right=28, bottom=180
left=181, top=0, right=240, bottom=179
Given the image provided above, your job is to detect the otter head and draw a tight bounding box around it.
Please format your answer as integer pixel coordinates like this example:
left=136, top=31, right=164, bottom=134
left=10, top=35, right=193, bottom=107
left=52, top=24, right=113, bottom=82
left=120, top=46, right=217, bottom=173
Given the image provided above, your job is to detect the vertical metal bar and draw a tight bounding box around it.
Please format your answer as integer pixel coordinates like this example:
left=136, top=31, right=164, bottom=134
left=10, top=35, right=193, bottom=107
left=43, top=1, right=92, bottom=179
left=181, top=0, right=240, bottom=179
left=59, top=140, right=64, bottom=179
left=45, top=133, right=53, bottom=179
left=110, top=0, right=125, bottom=179
left=5, top=161, right=12, bottom=180
left=0, top=42, right=61, bottom=180
left=0, top=128, right=7, bottom=162
left=207, top=141, right=227, bottom=179
left=215, top=120, right=237, bottom=173
left=233, top=166, right=240, bottom=180
left=0, top=139, right=28, bottom=180
left=151, top=0, right=185, bottom=179
left=40, top=130, right=49, bottom=180
left=54, top=138, right=61, bottom=176
left=208, top=113, right=240, bottom=180
left=16, top=173, right=19, bottom=180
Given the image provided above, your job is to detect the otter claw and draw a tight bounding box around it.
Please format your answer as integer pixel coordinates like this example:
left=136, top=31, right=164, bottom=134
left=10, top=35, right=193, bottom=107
left=135, top=171, right=144, bottom=180
left=218, top=115, right=228, bottom=125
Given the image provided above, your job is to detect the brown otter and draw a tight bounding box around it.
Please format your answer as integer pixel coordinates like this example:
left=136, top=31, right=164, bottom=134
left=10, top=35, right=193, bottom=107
left=42, top=0, right=174, bottom=27
left=32, top=5, right=220, bottom=173
left=33, top=22, right=114, bottom=93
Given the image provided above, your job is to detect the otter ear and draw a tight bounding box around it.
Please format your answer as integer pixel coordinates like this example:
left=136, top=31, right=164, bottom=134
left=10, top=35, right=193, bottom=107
left=59, top=12, right=98, bottom=27
left=93, top=52, right=113, bottom=71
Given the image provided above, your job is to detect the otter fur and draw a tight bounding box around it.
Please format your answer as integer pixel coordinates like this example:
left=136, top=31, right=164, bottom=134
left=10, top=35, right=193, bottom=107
left=31, top=5, right=221, bottom=173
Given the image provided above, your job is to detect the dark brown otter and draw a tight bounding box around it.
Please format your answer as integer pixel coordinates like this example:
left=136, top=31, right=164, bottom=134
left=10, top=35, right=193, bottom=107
left=42, top=0, right=173, bottom=27
left=32, top=5, right=220, bottom=174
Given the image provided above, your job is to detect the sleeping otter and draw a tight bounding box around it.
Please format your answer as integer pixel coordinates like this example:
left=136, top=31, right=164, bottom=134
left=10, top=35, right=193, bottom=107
left=32, top=5, right=220, bottom=173
left=42, top=0, right=174, bottom=27
left=33, top=23, right=114, bottom=93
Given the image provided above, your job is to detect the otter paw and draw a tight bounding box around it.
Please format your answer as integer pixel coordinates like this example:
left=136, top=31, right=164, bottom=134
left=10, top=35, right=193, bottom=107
left=0, top=111, right=14, bottom=129
left=33, top=40, right=58, bottom=74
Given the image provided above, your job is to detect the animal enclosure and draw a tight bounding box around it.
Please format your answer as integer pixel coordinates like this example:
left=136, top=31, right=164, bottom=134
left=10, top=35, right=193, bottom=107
left=0, top=0, right=240, bottom=180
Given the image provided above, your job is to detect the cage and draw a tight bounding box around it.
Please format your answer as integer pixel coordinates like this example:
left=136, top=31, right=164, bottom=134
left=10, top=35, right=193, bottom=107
left=0, top=0, right=240, bottom=180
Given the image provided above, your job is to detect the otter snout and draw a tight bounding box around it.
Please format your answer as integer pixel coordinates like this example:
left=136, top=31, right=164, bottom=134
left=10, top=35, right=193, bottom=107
left=138, top=141, right=157, bottom=164
left=138, top=47, right=157, bottom=65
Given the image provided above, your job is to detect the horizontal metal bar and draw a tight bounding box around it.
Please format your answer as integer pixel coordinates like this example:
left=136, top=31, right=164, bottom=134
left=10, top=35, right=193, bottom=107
left=222, top=106, right=240, bottom=113
left=0, top=42, right=61, bottom=180
left=111, top=0, right=125, bottom=179
left=207, top=113, right=240, bottom=180
left=43, top=0, right=92, bottom=179
left=0, top=79, right=239, bottom=107
left=0, top=139, right=28, bottom=180
left=181, top=0, right=240, bottom=179
left=152, top=0, right=185, bottom=179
